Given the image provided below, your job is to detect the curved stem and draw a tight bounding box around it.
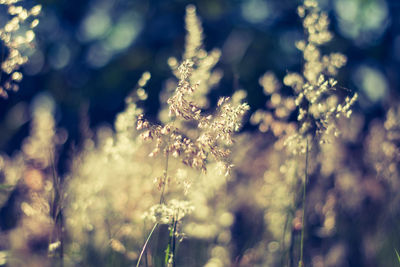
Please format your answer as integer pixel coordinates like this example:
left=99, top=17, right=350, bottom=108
left=136, top=223, right=158, bottom=267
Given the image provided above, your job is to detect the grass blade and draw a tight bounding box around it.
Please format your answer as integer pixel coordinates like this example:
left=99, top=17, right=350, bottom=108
left=136, top=223, right=158, bottom=267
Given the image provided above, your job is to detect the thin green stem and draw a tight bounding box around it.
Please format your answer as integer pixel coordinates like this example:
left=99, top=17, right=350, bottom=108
left=136, top=223, right=158, bottom=267
left=165, top=219, right=174, bottom=266
left=172, top=219, right=177, bottom=267
left=299, top=137, right=309, bottom=267
left=164, top=218, right=178, bottom=267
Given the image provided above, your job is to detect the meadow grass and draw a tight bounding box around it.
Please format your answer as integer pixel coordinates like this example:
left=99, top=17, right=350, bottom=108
left=0, top=0, right=399, bottom=266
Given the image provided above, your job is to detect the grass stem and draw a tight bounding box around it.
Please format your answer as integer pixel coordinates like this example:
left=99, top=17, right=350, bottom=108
left=299, top=137, right=309, bottom=267
left=136, top=223, right=158, bottom=267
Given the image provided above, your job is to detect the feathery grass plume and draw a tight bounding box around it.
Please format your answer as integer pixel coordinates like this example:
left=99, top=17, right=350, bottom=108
left=136, top=6, right=248, bottom=265
left=253, top=0, right=357, bottom=152
left=288, top=1, right=356, bottom=265
left=285, top=0, right=357, bottom=147
left=139, top=60, right=248, bottom=175
left=138, top=4, right=249, bottom=177
left=0, top=1, right=41, bottom=98
left=166, top=5, right=222, bottom=111
left=249, top=1, right=358, bottom=266
left=183, top=4, right=202, bottom=61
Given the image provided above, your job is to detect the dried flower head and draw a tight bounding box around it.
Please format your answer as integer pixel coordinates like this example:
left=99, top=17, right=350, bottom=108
left=253, top=0, right=358, bottom=153
left=168, top=5, right=222, bottom=109
left=144, top=199, right=194, bottom=225
left=139, top=59, right=248, bottom=173
left=288, top=0, right=357, bottom=144
left=138, top=6, right=249, bottom=174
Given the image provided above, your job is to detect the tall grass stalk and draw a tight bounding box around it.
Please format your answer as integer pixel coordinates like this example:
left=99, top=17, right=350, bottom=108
left=299, top=137, right=309, bottom=267
left=164, top=218, right=177, bottom=267
left=49, top=149, right=64, bottom=266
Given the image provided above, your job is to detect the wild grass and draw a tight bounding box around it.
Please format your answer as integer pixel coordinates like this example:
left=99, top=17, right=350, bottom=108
left=0, top=0, right=399, bottom=266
